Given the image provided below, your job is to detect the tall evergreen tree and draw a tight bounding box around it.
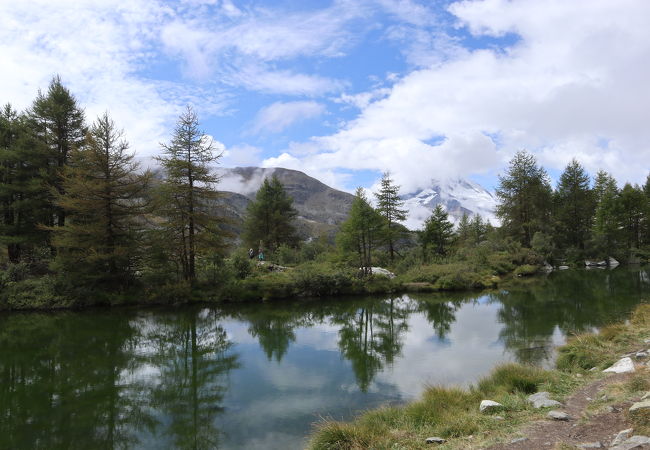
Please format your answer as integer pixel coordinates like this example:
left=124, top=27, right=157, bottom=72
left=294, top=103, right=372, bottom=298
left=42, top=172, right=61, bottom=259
left=28, top=75, right=85, bottom=228
left=617, top=183, right=645, bottom=250
left=553, top=159, right=594, bottom=251
left=0, top=104, right=49, bottom=263
left=374, top=172, right=407, bottom=263
left=52, top=113, right=151, bottom=287
left=420, top=205, right=454, bottom=258
left=337, top=188, right=384, bottom=272
left=591, top=171, right=619, bottom=257
left=496, top=150, right=552, bottom=247
left=456, top=213, right=471, bottom=246
left=156, top=106, right=224, bottom=282
left=242, top=175, right=298, bottom=252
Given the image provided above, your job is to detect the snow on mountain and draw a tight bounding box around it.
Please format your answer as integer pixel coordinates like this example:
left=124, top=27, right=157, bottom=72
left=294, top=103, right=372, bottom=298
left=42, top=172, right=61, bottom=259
left=402, top=178, right=498, bottom=230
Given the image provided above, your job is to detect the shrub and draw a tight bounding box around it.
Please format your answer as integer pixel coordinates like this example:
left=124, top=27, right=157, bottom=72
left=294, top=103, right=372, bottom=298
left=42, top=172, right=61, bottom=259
left=477, top=363, right=550, bottom=395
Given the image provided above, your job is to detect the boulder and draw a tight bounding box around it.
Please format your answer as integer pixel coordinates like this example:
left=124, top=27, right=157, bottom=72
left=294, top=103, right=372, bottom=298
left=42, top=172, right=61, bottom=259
left=479, top=400, right=503, bottom=413
left=360, top=267, right=396, bottom=278
left=610, top=435, right=650, bottom=450
left=558, top=265, right=570, bottom=270
left=585, top=260, right=607, bottom=267
left=547, top=410, right=570, bottom=420
left=635, top=350, right=649, bottom=359
left=425, top=437, right=446, bottom=444
left=641, top=392, right=650, bottom=401
left=628, top=400, right=650, bottom=422
left=608, top=256, right=620, bottom=267
left=603, top=357, right=635, bottom=373
left=611, top=429, right=634, bottom=447
left=527, top=392, right=563, bottom=409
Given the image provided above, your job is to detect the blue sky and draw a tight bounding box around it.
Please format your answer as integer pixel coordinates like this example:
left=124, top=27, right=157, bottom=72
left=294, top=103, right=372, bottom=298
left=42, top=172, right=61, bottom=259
left=1, top=0, right=649, bottom=193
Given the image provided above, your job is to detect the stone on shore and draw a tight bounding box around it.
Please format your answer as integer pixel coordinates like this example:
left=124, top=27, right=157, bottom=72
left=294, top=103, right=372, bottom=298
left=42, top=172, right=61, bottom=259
left=609, top=435, right=650, bottom=450
left=547, top=410, right=570, bottom=420
left=480, top=400, right=503, bottom=413
left=603, top=357, right=635, bottom=373
left=611, top=429, right=633, bottom=447
left=527, top=391, right=563, bottom=409
left=425, top=436, right=446, bottom=444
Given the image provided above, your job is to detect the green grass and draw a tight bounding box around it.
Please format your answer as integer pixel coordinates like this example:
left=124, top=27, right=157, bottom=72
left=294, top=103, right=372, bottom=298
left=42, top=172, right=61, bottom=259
left=308, top=303, right=650, bottom=450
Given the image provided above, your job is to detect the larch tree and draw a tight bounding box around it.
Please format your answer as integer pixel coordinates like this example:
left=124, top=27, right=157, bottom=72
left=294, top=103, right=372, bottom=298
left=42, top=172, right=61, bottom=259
left=374, top=172, right=407, bottom=263
left=156, top=106, right=224, bottom=282
left=337, top=187, right=384, bottom=273
left=52, top=113, right=151, bottom=287
left=242, top=175, right=298, bottom=252
left=496, top=150, right=553, bottom=247
left=28, top=75, right=86, bottom=228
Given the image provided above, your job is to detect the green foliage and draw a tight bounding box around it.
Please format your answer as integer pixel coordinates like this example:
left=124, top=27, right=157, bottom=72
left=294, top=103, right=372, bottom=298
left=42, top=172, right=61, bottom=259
left=242, top=175, right=299, bottom=252
left=513, top=264, right=538, bottom=277
left=553, top=159, right=594, bottom=253
left=476, top=363, right=551, bottom=395
left=229, top=250, right=254, bottom=279
left=51, top=113, right=151, bottom=289
left=420, top=204, right=454, bottom=258
left=337, top=187, right=384, bottom=271
left=28, top=75, right=86, bottom=229
left=374, top=172, right=408, bottom=262
left=496, top=150, right=553, bottom=247
left=155, top=106, right=227, bottom=282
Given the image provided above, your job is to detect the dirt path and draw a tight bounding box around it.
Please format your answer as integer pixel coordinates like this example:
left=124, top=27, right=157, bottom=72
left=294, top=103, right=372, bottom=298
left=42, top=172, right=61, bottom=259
left=488, top=372, right=649, bottom=449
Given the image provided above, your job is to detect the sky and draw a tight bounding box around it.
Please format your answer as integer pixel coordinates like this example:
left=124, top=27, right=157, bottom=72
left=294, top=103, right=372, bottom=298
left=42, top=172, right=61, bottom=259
left=1, top=0, right=649, bottom=194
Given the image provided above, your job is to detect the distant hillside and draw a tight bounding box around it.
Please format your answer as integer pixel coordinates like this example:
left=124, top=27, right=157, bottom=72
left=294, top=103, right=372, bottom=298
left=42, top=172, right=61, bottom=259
left=216, top=167, right=355, bottom=240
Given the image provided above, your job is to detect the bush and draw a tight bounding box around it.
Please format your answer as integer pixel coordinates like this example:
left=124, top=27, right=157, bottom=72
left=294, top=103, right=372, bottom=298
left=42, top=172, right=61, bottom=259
left=477, top=363, right=551, bottom=395
left=0, top=276, right=69, bottom=310
left=513, top=264, right=538, bottom=277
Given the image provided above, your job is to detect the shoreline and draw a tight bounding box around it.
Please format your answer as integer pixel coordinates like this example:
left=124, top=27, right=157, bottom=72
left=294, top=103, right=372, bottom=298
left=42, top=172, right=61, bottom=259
left=307, top=303, right=650, bottom=449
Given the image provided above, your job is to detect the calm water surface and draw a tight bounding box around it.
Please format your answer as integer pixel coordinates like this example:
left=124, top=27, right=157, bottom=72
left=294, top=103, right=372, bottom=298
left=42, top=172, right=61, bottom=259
left=1, top=267, right=648, bottom=449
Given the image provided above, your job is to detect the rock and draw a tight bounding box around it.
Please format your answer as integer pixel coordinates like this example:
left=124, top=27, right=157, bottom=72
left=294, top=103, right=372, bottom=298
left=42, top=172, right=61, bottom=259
left=629, top=400, right=650, bottom=412
left=510, top=437, right=528, bottom=444
left=493, top=416, right=505, bottom=420
left=527, top=392, right=563, bottom=409
left=558, top=265, right=569, bottom=270
left=425, top=437, right=446, bottom=444
left=542, top=262, right=553, bottom=273
left=547, top=410, right=570, bottom=420
left=589, top=367, right=597, bottom=371
left=611, top=429, right=634, bottom=447
left=576, top=373, right=583, bottom=378
left=585, top=260, right=607, bottom=267
left=644, top=338, right=650, bottom=344
left=635, top=351, right=649, bottom=359
left=480, top=400, right=503, bottom=412
left=641, top=392, right=650, bottom=401
left=577, top=443, right=602, bottom=449
left=608, top=256, right=620, bottom=267
left=603, top=357, right=636, bottom=373
left=360, top=267, right=396, bottom=278
left=610, top=435, right=650, bottom=450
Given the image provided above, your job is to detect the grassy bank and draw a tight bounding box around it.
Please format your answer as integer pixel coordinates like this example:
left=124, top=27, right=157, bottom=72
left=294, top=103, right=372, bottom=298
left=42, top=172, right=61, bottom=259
left=308, top=303, right=650, bottom=449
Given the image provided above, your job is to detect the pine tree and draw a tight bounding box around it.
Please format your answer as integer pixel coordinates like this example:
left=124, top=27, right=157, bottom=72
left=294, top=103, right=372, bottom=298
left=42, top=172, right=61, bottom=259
left=156, top=106, right=225, bottom=282
left=456, top=213, right=471, bottom=246
left=242, top=175, right=298, bottom=252
left=420, top=205, right=454, bottom=258
left=374, top=172, right=407, bottom=262
left=553, top=159, right=594, bottom=251
left=469, top=213, right=487, bottom=246
left=496, top=150, right=553, bottom=247
left=337, top=188, right=384, bottom=272
left=28, top=75, right=86, bottom=228
left=52, top=113, right=151, bottom=287
left=617, top=183, right=645, bottom=250
left=591, top=171, right=619, bottom=257
left=0, top=104, right=50, bottom=263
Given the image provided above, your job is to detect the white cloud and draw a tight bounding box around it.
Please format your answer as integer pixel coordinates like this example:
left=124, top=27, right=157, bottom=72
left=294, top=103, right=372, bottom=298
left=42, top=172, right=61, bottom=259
left=268, top=0, right=650, bottom=192
left=251, top=101, right=325, bottom=135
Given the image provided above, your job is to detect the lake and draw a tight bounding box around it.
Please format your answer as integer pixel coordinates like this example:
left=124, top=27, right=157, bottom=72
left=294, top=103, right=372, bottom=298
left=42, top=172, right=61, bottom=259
left=1, top=267, right=648, bottom=449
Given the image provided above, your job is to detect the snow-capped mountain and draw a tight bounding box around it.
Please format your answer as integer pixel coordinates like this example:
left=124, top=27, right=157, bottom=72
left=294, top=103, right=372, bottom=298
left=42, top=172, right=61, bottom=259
left=401, top=178, right=498, bottom=230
